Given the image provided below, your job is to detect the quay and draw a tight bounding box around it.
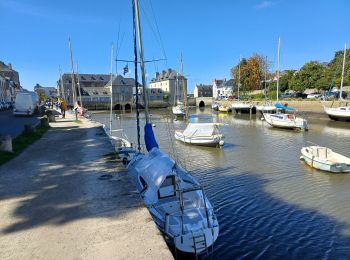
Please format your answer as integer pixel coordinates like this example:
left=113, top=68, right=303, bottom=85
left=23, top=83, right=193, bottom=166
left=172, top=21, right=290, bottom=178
left=0, top=112, right=172, bottom=259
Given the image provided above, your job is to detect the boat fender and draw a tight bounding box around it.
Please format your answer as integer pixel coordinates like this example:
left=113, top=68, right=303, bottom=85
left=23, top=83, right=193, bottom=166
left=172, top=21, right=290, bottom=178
left=299, top=156, right=304, bottom=160
left=122, top=157, right=128, bottom=165
left=219, top=140, right=225, bottom=146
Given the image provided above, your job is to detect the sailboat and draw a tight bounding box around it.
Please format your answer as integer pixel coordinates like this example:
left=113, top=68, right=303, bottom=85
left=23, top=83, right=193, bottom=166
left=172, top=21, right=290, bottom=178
left=172, top=72, right=186, bottom=116
left=174, top=56, right=225, bottom=147
left=102, top=45, right=133, bottom=159
left=263, top=37, right=308, bottom=130
left=231, top=56, right=256, bottom=114
left=256, top=56, right=277, bottom=113
left=323, top=43, right=350, bottom=122
left=127, top=0, right=219, bottom=254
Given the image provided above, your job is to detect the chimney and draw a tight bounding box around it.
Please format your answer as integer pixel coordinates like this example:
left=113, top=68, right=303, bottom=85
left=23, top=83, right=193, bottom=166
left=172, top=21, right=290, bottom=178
left=156, top=72, right=159, bottom=78
left=162, top=70, right=166, bottom=76
left=168, top=68, right=172, bottom=73
left=8, top=63, right=12, bottom=70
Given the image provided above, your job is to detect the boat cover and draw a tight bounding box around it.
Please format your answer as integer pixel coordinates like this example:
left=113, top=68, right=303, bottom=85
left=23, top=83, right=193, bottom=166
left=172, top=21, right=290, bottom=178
left=144, top=123, right=159, bottom=152
left=182, top=123, right=219, bottom=137
left=275, top=103, right=296, bottom=111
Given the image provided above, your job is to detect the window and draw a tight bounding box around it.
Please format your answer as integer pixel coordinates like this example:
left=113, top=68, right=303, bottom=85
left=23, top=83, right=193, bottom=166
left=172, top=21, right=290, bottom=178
left=81, top=76, right=86, bottom=80
left=99, top=76, right=104, bottom=80
left=158, top=175, right=175, bottom=199
left=91, top=76, right=96, bottom=80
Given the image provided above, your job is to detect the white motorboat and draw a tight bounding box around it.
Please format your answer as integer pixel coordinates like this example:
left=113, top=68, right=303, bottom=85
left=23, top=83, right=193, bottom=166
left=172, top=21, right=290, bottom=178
left=174, top=123, right=224, bottom=147
left=256, top=103, right=276, bottom=113
left=212, top=102, right=219, bottom=111
left=172, top=104, right=185, bottom=116
left=300, top=146, right=350, bottom=173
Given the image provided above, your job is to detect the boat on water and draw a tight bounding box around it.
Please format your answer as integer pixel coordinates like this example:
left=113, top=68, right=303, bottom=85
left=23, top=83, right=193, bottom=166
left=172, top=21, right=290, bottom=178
left=263, top=104, right=309, bottom=130
left=300, top=146, right=350, bottom=173
left=323, top=43, right=350, bottom=121
left=127, top=0, right=219, bottom=254
left=172, top=103, right=185, bottom=116
left=218, top=105, right=232, bottom=112
left=174, top=123, right=224, bottom=147
left=212, top=102, right=219, bottom=111
left=172, top=72, right=186, bottom=117
left=256, top=103, right=276, bottom=113
left=231, top=102, right=255, bottom=114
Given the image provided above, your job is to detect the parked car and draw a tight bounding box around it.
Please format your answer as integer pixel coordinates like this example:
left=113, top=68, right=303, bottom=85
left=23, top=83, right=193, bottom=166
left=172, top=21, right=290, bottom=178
left=324, top=91, right=348, bottom=99
left=280, top=93, right=293, bottom=99
left=307, top=93, right=322, bottom=99
left=292, top=92, right=307, bottom=99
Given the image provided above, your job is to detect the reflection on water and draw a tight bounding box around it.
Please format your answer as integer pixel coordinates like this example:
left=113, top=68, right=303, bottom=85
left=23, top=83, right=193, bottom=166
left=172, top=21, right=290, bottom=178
left=92, top=107, right=350, bottom=259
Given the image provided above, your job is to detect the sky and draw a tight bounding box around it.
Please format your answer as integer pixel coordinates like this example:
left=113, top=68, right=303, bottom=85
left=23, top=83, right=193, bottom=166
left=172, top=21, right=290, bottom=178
left=0, top=0, right=349, bottom=93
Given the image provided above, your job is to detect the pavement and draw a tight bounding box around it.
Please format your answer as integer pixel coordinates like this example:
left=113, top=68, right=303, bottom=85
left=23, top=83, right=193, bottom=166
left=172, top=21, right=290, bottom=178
left=0, top=111, right=172, bottom=259
left=0, top=110, right=40, bottom=138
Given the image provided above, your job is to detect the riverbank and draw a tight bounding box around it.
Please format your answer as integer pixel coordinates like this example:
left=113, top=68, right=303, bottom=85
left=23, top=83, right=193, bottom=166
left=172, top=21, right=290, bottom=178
left=0, top=112, right=172, bottom=259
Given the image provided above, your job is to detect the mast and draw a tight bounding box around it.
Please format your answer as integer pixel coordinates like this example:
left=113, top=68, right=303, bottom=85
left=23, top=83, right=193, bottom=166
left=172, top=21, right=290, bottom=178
left=340, top=43, right=347, bottom=100
left=180, top=53, right=188, bottom=122
left=238, top=56, right=241, bottom=100
left=68, top=38, right=77, bottom=106
left=276, top=37, right=281, bottom=103
left=134, top=0, right=150, bottom=124
left=76, top=63, right=83, bottom=109
left=174, top=72, right=179, bottom=106
left=264, top=56, right=267, bottom=101
left=59, top=66, right=65, bottom=100
left=109, top=44, right=114, bottom=135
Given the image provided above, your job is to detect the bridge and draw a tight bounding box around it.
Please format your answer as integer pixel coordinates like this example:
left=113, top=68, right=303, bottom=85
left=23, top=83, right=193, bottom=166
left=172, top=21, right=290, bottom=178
left=195, top=97, right=213, bottom=107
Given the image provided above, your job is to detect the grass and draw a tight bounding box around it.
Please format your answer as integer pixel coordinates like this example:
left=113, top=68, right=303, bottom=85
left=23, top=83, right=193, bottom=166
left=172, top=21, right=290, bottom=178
left=0, top=124, right=50, bottom=166
left=74, top=119, right=83, bottom=124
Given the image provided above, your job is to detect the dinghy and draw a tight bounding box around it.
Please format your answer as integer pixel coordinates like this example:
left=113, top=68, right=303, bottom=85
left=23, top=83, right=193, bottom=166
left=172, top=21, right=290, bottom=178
left=300, top=146, right=350, bottom=173
left=174, top=123, right=224, bottom=147
left=218, top=105, right=232, bottom=112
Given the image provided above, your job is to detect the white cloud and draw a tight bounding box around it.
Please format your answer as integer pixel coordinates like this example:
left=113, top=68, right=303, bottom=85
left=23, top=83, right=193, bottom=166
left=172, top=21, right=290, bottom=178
left=254, top=1, right=274, bottom=9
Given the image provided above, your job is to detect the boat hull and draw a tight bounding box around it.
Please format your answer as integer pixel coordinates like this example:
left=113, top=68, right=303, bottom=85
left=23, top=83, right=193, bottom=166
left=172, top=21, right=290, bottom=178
left=324, top=106, right=350, bottom=122
left=263, top=113, right=308, bottom=130
left=174, top=131, right=223, bottom=147
left=301, top=147, right=350, bottom=173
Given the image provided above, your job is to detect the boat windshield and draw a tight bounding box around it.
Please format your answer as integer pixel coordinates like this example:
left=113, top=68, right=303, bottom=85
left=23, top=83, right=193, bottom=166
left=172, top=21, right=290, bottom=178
left=181, top=189, right=206, bottom=210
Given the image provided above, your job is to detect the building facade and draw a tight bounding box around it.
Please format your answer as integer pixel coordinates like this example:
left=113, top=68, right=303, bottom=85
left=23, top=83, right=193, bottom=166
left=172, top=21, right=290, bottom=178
left=212, top=78, right=234, bottom=99
left=149, top=68, right=187, bottom=105
left=194, top=84, right=213, bottom=98
left=0, top=61, right=21, bottom=102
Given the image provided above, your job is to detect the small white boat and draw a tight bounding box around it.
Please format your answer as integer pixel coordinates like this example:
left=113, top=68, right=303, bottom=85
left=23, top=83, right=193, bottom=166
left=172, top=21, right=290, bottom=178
left=174, top=123, right=224, bottom=147
left=263, top=113, right=308, bottom=130
left=212, top=102, right=219, bottom=111
left=218, top=105, right=232, bottom=113
left=256, top=103, right=276, bottom=113
left=231, top=102, right=256, bottom=113
left=172, top=104, right=185, bottom=116
left=323, top=106, right=350, bottom=122
left=300, top=146, right=350, bottom=173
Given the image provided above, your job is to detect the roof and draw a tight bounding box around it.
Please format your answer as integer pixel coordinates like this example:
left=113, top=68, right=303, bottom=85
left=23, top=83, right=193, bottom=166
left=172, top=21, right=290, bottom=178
left=150, top=68, right=186, bottom=83
left=105, top=74, right=141, bottom=87
left=196, top=84, right=212, bottom=91
left=62, top=73, right=110, bottom=82
left=82, top=87, right=110, bottom=96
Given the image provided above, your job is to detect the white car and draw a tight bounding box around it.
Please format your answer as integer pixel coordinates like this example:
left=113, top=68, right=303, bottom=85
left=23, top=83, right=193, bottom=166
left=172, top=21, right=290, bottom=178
left=307, top=93, right=322, bottom=99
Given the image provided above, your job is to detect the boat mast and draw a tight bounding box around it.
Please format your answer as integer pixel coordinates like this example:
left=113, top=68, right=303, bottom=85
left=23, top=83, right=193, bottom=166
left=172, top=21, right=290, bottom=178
left=180, top=53, right=188, bottom=122
left=76, top=63, right=83, bottom=109
left=276, top=37, right=281, bottom=103
left=59, top=66, right=65, bottom=101
left=264, top=56, right=267, bottom=102
left=238, top=56, right=241, bottom=101
left=134, top=0, right=150, bottom=124
left=109, top=44, right=114, bottom=135
left=68, top=38, right=77, bottom=106
left=340, top=43, right=347, bottom=101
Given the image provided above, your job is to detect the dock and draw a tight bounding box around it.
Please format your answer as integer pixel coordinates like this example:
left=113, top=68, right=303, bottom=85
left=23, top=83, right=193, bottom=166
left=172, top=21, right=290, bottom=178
left=0, top=111, right=172, bottom=259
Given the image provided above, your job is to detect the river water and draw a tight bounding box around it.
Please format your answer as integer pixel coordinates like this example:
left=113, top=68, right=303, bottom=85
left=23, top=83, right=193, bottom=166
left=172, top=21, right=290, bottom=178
left=92, top=108, right=350, bottom=259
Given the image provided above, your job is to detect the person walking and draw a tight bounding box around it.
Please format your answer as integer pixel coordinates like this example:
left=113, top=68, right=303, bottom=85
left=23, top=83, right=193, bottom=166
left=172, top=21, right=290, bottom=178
left=60, top=99, right=68, bottom=118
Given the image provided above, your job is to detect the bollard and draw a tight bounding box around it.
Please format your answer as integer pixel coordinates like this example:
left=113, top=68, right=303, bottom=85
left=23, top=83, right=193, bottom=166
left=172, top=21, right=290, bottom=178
left=0, top=135, right=13, bottom=152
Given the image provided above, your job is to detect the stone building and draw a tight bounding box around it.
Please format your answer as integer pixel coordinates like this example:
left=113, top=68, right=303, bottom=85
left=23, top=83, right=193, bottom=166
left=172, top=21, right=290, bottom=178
left=149, top=68, right=187, bottom=105
left=212, top=78, right=234, bottom=99
left=194, top=84, right=212, bottom=98
left=0, top=61, right=21, bottom=102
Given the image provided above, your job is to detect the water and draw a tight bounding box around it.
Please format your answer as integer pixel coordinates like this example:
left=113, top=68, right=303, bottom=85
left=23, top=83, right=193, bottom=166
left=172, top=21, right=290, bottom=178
left=92, top=108, right=350, bottom=259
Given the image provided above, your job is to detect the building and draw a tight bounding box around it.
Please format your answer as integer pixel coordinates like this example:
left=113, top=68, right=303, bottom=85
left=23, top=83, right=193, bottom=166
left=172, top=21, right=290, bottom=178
left=212, top=78, right=234, bottom=99
left=58, top=73, right=141, bottom=110
left=149, top=68, right=187, bottom=105
left=34, top=84, right=58, bottom=99
left=194, top=84, right=212, bottom=98
left=0, top=61, right=21, bottom=101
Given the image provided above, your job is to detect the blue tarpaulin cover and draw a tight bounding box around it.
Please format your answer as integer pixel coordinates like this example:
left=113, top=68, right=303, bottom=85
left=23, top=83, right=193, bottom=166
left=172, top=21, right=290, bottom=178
left=275, top=103, right=296, bottom=111
left=144, top=123, right=159, bottom=152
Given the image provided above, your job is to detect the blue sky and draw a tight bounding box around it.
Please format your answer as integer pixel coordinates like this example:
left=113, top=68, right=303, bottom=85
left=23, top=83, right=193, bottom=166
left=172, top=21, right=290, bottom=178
left=0, top=0, right=349, bottom=93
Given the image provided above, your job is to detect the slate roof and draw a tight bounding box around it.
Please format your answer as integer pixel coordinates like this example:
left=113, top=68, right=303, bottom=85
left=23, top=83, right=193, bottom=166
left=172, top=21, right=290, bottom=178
left=150, top=68, right=186, bottom=83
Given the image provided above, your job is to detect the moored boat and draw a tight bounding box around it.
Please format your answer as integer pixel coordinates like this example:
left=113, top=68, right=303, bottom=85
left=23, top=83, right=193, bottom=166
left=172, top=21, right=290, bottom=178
left=218, top=105, right=232, bottom=112
left=300, top=146, right=350, bottom=173
left=231, top=102, right=256, bottom=114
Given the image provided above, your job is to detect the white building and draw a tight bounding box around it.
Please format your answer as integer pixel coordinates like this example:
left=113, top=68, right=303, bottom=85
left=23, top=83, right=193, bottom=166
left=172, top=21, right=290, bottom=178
left=149, top=69, right=187, bottom=105
left=212, top=79, right=234, bottom=99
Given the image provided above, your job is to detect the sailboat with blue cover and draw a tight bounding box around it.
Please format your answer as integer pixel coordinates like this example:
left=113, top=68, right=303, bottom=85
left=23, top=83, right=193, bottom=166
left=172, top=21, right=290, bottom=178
left=126, top=0, right=219, bottom=254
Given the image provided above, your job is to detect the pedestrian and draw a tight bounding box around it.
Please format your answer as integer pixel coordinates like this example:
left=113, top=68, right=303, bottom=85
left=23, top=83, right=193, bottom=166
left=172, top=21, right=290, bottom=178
left=60, top=99, right=67, bottom=118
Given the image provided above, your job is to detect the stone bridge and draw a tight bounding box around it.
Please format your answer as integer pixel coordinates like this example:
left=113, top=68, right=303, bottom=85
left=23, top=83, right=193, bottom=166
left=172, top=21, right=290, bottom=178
left=195, top=97, right=213, bottom=107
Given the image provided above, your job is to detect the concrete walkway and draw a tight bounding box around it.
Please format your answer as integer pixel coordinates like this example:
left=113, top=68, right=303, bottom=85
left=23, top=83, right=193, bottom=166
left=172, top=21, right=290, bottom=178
left=0, top=112, right=172, bottom=259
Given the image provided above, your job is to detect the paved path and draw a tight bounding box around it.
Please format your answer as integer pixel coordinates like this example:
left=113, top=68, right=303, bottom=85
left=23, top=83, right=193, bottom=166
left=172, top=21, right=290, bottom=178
left=0, top=114, right=172, bottom=259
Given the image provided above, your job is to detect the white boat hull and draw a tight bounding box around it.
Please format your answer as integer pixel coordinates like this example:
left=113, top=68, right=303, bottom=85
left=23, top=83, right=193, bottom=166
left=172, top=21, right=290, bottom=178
left=256, top=105, right=276, bottom=113
left=174, top=131, right=223, bottom=147
left=301, top=146, right=350, bottom=173
left=263, top=113, right=308, bottom=130
left=324, top=106, right=350, bottom=122
left=231, top=103, right=256, bottom=113
left=172, top=105, right=185, bottom=116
